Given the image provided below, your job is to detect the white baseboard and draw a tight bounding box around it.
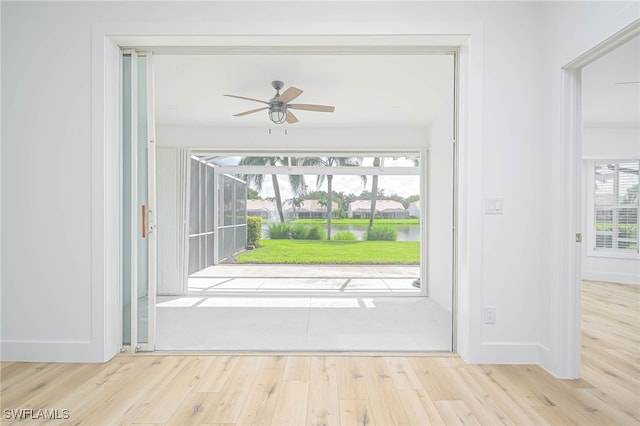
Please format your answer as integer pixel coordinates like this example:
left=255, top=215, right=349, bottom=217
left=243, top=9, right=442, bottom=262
left=582, top=271, right=640, bottom=285
left=0, top=340, right=111, bottom=363
left=460, top=342, right=540, bottom=365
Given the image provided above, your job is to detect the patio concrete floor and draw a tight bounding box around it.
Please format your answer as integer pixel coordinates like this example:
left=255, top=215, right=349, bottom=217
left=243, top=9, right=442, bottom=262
left=188, top=264, right=422, bottom=294
left=157, top=265, right=452, bottom=352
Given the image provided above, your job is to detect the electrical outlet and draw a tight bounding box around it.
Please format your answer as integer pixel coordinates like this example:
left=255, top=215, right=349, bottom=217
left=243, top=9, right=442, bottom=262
left=484, top=306, right=496, bottom=324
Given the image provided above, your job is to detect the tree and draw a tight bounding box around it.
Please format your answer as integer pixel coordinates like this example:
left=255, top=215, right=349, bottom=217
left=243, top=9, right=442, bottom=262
left=291, top=196, right=304, bottom=219
left=303, top=156, right=363, bottom=239
left=368, top=157, right=381, bottom=230
left=240, top=157, right=306, bottom=223
left=404, top=194, right=420, bottom=209
left=247, top=188, right=261, bottom=200
left=317, top=195, right=328, bottom=212
left=387, top=193, right=405, bottom=205
left=305, top=190, right=328, bottom=200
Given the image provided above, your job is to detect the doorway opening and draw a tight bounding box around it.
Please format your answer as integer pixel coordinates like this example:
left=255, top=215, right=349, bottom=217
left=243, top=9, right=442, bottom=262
left=122, top=43, right=458, bottom=352
left=578, top=32, right=639, bottom=386
left=180, top=152, right=424, bottom=297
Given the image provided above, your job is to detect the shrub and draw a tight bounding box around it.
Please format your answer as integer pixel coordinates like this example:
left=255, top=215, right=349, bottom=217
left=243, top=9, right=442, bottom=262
left=268, top=223, right=291, bottom=239
left=366, top=225, right=398, bottom=241
left=247, top=216, right=262, bottom=247
left=306, top=225, right=327, bottom=240
left=289, top=224, right=309, bottom=240
left=332, top=231, right=357, bottom=241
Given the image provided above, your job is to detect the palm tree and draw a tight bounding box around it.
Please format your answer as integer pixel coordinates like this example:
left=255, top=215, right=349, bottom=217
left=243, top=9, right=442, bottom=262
left=240, top=156, right=306, bottom=223
left=368, top=157, right=381, bottom=230
left=304, top=156, right=363, bottom=239
left=291, top=196, right=304, bottom=219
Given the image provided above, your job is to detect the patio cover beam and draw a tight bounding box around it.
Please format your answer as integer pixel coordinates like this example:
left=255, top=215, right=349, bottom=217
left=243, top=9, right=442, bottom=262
left=214, top=165, right=420, bottom=176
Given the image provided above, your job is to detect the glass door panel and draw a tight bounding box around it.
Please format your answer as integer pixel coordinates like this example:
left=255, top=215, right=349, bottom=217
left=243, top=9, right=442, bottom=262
left=122, top=50, right=156, bottom=352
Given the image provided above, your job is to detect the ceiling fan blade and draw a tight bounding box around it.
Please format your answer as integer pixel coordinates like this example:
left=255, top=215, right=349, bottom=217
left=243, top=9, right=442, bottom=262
left=288, top=103, right=335, bottom=113
left=286, top=110, right=299, bottom=124
left=224, top=94, right=269, bottom=105
left=233, top=106, right=268, bottom=117
left=279, top=87, right=303, bottom=104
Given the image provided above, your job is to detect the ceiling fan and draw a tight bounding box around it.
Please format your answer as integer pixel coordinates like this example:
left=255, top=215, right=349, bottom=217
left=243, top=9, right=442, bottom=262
left=224, top=80, right=335, bottom=124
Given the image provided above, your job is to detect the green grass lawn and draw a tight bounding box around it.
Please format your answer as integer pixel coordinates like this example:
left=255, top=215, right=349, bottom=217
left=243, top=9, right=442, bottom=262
left=236, top=239, right=419, bottom=264
left=291, top=218, right=420, bottom=225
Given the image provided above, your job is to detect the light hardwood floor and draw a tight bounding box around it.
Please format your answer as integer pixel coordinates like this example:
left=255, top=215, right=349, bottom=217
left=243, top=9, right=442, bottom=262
left=1, top=281, right=638, bottom=425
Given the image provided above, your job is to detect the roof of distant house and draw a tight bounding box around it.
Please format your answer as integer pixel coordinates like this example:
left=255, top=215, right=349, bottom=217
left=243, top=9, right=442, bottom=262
left=246, top=199, right=275, bottom=211
left=349, top=199, right=406, bottom=212
left=284, top=199, right=338, bottom=212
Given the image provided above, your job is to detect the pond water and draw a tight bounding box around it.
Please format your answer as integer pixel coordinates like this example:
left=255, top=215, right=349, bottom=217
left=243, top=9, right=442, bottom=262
left=262, top=223, right=420, bottom=241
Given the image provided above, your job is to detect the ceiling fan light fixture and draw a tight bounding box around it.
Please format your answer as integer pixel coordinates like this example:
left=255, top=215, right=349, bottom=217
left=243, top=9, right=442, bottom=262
left=269, top=106, right=287, bottom=124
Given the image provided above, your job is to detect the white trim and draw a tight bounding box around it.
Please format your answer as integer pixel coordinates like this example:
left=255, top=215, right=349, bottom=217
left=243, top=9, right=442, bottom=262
left=215, top=165, right=419, bottom=176
left=583, top=154, right=640, bottom=160
left=194, top=150, right=423, bottom=158
left=420, top=148, right=429, bottom=297
left=563, top=21, right=640, bottom=70
left=109, top=34, right=471, bottom=50
left=469, top=343, right=540, bottom=365
left=91, top=26, right=123, bottom=362
left=1, top=341, right=96, bottom=363
left=455, top=28, right=484, bottom=365
left=129, top=51, right=139, bottom=353
left=583, top=271, right=640, bottom=285
left=556, top=65, right=582, bottom=379
left=92, top=25, right=480, bottom=364
left=586, top=251, right=640, bottom=260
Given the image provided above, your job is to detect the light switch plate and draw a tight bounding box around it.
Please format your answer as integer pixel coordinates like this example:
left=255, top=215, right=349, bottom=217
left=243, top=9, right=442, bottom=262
left=485, top=197, right=504, bottom=214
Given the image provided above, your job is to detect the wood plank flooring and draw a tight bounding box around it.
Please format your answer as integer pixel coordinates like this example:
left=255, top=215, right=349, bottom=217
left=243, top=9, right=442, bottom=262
left=1, top=280, right=638, bottom=425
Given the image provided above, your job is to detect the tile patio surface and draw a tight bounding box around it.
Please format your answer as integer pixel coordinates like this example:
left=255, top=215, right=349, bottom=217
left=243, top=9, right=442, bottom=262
left=188, top=264, right=422, bottom=294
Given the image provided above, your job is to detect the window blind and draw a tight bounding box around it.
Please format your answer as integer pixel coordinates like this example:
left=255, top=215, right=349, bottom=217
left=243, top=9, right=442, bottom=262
left=593, top=160, right=639, bottom=253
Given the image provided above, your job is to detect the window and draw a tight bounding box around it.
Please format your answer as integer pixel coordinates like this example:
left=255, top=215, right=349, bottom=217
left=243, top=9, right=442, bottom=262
left=593, top=161, right=639, bottom=253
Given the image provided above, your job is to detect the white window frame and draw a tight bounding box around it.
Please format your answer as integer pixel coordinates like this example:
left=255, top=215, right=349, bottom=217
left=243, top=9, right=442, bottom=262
left=585, top=159, right=640, bottom=260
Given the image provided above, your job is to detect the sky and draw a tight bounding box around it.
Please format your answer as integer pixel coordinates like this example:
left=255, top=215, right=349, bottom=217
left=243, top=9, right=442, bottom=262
left=257, top=174, right=420, bottom=200
left=232, top=156, right=421, bottom=200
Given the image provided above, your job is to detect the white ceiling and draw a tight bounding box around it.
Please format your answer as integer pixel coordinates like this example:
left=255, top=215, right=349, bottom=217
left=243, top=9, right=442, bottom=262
left=582, top=36, right=640, bottom=126
left=153, top=36, right=638, bottom=130
left=154, top=53, right=455, bottom=128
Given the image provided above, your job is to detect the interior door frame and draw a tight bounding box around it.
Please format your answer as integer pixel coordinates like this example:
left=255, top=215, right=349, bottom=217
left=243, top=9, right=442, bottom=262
left=561, top=20, right=640, bottom=377
left=93, top=30, right=476, bottom=363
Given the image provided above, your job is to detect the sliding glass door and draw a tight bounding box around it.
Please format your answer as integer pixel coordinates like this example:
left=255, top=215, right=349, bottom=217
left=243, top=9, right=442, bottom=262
left=122, top=50, right=156, bottom=352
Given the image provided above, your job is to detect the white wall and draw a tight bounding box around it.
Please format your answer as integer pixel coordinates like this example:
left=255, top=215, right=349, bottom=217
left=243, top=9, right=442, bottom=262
left=2, top=1, right=637, bottom=376
left=582, top=125, right=640, bottom=285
